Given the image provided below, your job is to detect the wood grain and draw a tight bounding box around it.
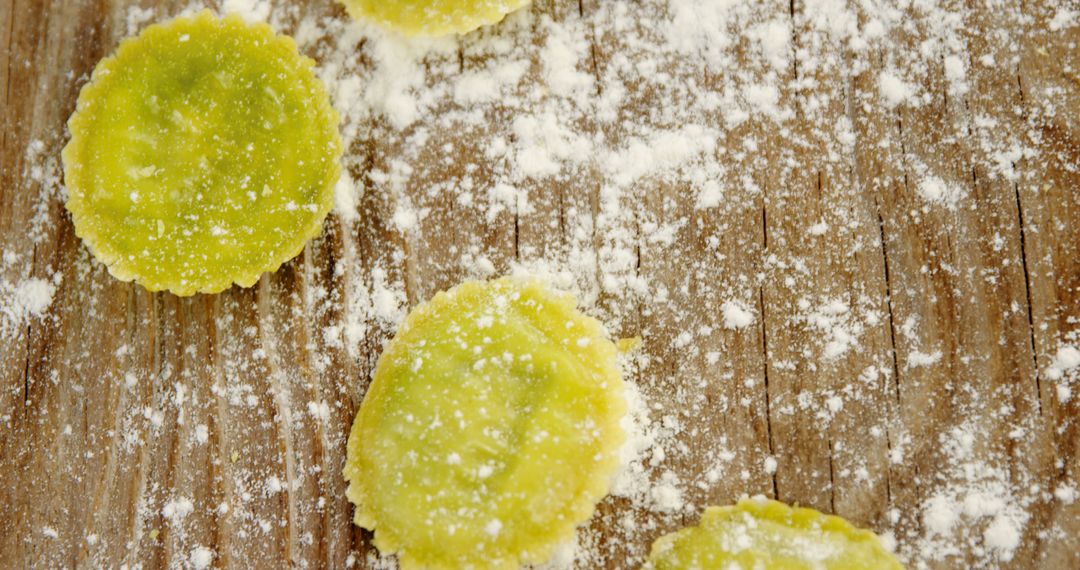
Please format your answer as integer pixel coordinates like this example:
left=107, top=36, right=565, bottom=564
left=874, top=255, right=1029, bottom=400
left=1, top=0, right=1077, bottom=568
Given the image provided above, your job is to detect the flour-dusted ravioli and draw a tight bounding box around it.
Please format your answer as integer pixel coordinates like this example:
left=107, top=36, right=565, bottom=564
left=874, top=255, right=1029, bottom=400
left=648, top=497, right=904, bottom=570
left=62, top=11, right=341, bottom=296
left=339, top=0, right=531, bottom=37
left=344, top=278, right=626, bottom=569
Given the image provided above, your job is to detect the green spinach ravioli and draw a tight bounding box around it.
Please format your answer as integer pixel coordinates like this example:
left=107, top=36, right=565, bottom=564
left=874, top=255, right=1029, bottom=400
left=339, top=0, right=532, bottom=36
left=62, top=11, right=341, bottom=295
left=648, top=497, right=904, bottom=569
left=344, top=278, right=626, bottom=569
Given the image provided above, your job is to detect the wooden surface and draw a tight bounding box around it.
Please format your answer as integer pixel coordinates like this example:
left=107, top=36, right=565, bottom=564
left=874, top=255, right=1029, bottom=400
left=1, top=0, right=1078, bottom=568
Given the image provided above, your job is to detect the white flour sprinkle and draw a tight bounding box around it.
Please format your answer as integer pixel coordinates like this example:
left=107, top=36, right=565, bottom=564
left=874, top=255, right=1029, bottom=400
left=162, top=497, right=195, bottom=524
left=906, top=349, right=943, bottom=369
left=916, top=176, right=964, bottom=210
left=12, top=278, right=55, bottom=317
left=0, top=259, right=59, bottom=341
left=1047, top=341, right=1080, bottom=403
left=878, top=71, right=916, bottom=109
left=189, top=545, right=215, bottom=569
left=1046, top=345, right=1080, bottom=381
left=903, top=421, right=1035, bottom=567
left=721, top=301, right=756, bottom=330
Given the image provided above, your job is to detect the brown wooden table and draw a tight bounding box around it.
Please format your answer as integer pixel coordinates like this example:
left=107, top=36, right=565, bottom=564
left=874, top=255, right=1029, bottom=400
left=2, top=0, right=1077, bottom=568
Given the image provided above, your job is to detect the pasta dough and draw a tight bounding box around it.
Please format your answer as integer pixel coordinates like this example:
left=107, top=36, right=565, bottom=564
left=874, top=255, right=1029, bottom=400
left=344, top=278, right=626, bottom=569
left=647, top=497, right=904, bottom=569
left=62, top=11, right=341, bottom=295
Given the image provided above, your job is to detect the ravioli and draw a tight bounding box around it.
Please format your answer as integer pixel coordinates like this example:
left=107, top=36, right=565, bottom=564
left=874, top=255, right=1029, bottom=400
left=647, top=497, right=904, bottom=570
left=339, top=0, right=532, bottom=36
left=344, top=278, right=626, bottom=569
left=62, top=11, right=341, bottom=296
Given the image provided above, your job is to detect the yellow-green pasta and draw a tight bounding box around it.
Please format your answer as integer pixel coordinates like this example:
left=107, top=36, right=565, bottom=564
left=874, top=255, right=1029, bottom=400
left=62, top=11, right=341, bottom=295
left=344, top=278, right=626, bottom=569
left=339, top=0, right=532, bottom=37
left=647, top=497, right=904, bottom=570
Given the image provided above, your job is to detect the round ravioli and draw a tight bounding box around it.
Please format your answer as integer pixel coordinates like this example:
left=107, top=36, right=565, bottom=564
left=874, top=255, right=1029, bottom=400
left=344, top=278, right=626, bottom=569
left=62, top=11, right=342, bottom=296
left=339, top=0, right=532, bottom=36
left=647, top=497, right=904, bottom=570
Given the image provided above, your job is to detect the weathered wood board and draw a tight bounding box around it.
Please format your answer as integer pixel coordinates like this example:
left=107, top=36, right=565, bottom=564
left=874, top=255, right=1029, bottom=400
left=1, top=0, right=1077, bottom=568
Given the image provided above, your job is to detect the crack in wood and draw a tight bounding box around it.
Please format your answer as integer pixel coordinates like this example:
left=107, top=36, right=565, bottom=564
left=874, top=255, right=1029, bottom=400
left=513, top=208, right=520, bottom=261
left=877, top=212, right=903, bottom=406
left=1009, top=56, right=1044, bottom=417
left=21, top=242, right=39, bottom=406
left=21, top=325, right=31, bottom=405
left=875, top=207, right=901, bottom=511
left=1013, top=178, right=1043, bottom=415
left=827, top=436, right=836, bottom=513
left=757, top=285, right=779, bottom=501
